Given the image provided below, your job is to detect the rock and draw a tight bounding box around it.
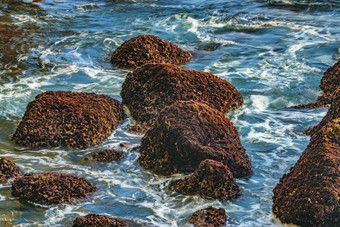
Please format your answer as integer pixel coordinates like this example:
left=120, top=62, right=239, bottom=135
left=318, top=60, right=340, bottom=105
left=72, top=213, right=127, bottom=227
left=171, top=159, right=240, bottom=200
left=110, top=35, right=191, bottom=69
left=12, top=91, right=124, bottom=149
left=190, top=206, right=226, bottom=227
left=121, top=63, right=244, bottom=129
left=12, top=172, right=96, bottom=205
left=125, top=125, right=145, bottom=135
left=82, top=149, right=123, bottom=163
left=305, top=87, right=340, bottom=135
left=119, top=142, right=131, bottom=147
left=292, top=60, right=339, bottom=108
left=272, top=117, right=340, bottom=226
left=0, top=157, right=22, bottom=183
left=138, top=101, right=251, bottom=177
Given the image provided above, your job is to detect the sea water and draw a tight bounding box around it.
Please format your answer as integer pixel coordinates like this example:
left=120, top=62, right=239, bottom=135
left=0, top=0, right=339, bottom=226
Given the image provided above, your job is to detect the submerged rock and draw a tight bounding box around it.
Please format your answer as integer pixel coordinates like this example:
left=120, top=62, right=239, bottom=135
left=0, top=157, right=22, bottom=183
left=110, top=35, right=191, bottom=69
left=82, top=149, right=123, bottom=163
left=293, top=60, right=339, bottom=108
left=12, top=172, right=96, bottom=205
left=121, top=63, right=243, bottom=129
left=72, top=213, right=127, bottom=227
left=171, top=159, right=240, bottom=200
left=190, top=206, right=226, bottom=227
left=272, top=110, right=340, bottom=226
left=138, top=101, right=251, bottom=177
left=12, top=91, right=124, bottom=149
left=119, top=142, right=131, bottom=147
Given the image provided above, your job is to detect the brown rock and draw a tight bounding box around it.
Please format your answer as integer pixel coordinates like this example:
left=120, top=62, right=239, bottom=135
left=190, top=206, right=226, bottom=227
left=319, top=60, right=340, bottom=105
left=119, top=142, right=131, bottom=147
left=121, top=63, right=244, bottom=129
left=138, top=101, right=251, bottom=177
left=305, top=87, right=340, bottom=135
left=0, top=157, right=22, bottom=183
left=12, top=91, right=124, bottom=149
left=72, top=213, right=127, bottom=227
left=82, top=149, right=123, bottom=163
left=111, top=35, right=191, bottom=69
left=272, top=112, right=340, bottom=226
left=125, top=125, right=145, bottom=135
left=12, top=172, right=96, bottom=205
left=171, top=159, right=240, bottom=200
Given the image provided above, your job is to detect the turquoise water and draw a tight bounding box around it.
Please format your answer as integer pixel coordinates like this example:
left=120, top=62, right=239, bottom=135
left=0, top=0, right=339, bottom=226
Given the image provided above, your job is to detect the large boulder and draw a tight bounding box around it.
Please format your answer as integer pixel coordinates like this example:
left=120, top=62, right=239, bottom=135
left=318, top=60, right=340, bottom=105
left=305, top=87, right=340, bottom=135
left=12, top=91, right=124, bottom=149
left=272, top=117, right=340, bottom=226
left=138, top=101, right=252, bottom=177
left=12, top=172, right=96, bottom=205
left=110, top=35, right=191, bottom=69
left=121, top=63, right=244, bottom=129
left=171, top=159, right=240, bottom=200
left=82, top=149, right=123, bottom=163
left=0, top=157, right=22, bottom=183
left=72, top=213, right=127, bottom=227
left=190, top=206, right=226, bottom=227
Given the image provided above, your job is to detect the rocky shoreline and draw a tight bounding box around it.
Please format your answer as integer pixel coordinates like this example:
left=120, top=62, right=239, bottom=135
left=1, top=34, right=338, bottom=226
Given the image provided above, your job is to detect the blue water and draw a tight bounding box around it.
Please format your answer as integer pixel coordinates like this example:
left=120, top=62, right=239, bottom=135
left=0, top=0, right=339, bottom=226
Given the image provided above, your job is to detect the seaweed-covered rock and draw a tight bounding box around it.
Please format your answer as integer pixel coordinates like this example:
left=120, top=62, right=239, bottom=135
left=72, top=213, right=127, bottom=227
left=12, top=91, right=124, bottom=149
left=121, top=63, right=243, bottom=129
left=319, top=60, right=340, bottom=105
left=293, top=60, right=339, bottom=108
left=272, top=119, right=340, bottom=226
left=12, top=172, right=96, bottom=205
left=82, top=149, right=123, bottom=163
left=305, top=87, right=340, bottom=135
left=138, top=101, right=251, bottom=177
left=0, top=157, right=22, bottom=183
left=111, top=35, right=191, bottom=69
left=171, top=159, right=240, bottom=200
left=190, top=206, right=226, bottom=227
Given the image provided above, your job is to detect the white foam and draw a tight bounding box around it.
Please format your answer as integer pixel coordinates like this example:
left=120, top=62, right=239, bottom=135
left=250, top=95, right=270, bottom=112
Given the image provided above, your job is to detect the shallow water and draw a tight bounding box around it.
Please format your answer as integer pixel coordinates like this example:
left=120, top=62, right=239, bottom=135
left=0, top=0, right=339, bottom=226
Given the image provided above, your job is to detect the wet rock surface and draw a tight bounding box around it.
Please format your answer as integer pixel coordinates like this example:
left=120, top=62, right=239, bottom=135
left=171, top=159, right=240, bottom=200
left=110, top=35, right=191, bottom=69
left=72, top=213, right=127, bottom=227
left=121, top=63, right=244, bottom=129
left=190, top=206, right=226, bottom=227
left=138, top=101, right=251, bottom=177
left=273, top=91, right=340, bottom=226
left=12, top=91, right=124, bottom=149
left=82, top=149, right=123, bottom=163
left=12, top=172, right=96, bottom=205
left=0, top=157, right=22, bottom=183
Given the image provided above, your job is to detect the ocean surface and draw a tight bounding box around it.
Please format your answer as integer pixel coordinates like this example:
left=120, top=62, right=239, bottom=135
left=0, top=0, right=339, bottom=226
